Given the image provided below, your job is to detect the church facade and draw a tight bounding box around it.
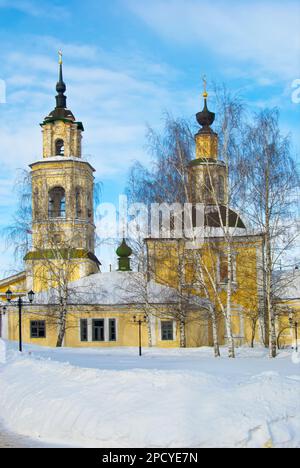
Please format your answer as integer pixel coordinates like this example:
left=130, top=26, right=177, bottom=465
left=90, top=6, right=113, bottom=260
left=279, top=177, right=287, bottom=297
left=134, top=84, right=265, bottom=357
left=1, top=55, right=293, bottom=350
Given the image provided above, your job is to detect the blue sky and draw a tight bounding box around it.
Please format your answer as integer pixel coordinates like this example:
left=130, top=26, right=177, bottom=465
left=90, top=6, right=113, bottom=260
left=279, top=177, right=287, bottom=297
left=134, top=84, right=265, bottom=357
left=0, top=0, right=299, bottom=276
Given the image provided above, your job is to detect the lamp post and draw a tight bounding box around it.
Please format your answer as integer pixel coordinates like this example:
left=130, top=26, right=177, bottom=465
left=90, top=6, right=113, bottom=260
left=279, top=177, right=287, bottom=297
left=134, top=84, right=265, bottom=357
left=289, top=317, right=298, bottom=352
left=133, top=315, right=147, bottom=356
left=5, top=289, right=35, bottom=352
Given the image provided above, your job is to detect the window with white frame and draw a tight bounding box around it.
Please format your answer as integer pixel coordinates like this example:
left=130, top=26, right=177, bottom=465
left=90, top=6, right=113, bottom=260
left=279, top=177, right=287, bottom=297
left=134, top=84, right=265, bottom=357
left=161, top=321, right=174, bottom=341
left=80, top=318, right=118, bottom=343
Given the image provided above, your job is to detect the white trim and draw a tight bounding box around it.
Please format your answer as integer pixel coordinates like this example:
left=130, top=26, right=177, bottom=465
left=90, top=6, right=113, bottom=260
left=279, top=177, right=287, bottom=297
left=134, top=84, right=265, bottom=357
left=87, top=318, right=93, bottom=342
left=80, top=317, right=118, bottom=343
left=104, top=318, right=109, bottom=341
left=1, top=313, right=8, bottom=339
left=150, top=315, right=156, bottom=346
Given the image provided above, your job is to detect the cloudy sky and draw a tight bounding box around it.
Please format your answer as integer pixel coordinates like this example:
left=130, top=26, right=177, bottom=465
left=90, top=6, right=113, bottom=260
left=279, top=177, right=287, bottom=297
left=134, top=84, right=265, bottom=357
left=0, top=0, right=299, bottom=276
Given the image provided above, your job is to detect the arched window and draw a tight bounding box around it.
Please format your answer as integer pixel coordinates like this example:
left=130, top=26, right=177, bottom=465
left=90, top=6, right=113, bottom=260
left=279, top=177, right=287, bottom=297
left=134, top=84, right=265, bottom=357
left=218, top=175, right=225, bottom=203
left=75, top=188, right=82, bottom=219
left=55, top=139, right=65, bottom=156
left=48, top=187, right=66, bottom=218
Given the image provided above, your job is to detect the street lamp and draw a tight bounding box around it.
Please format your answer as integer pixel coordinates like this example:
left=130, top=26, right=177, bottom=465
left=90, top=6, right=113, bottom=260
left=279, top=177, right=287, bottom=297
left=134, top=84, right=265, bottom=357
left=133, top=315, right=147, bottom=356
left=289, top=317, right=298, bottom=353
left=5, top=289, right=35, bottom=352
left=5, top=289, right=12, bottom=302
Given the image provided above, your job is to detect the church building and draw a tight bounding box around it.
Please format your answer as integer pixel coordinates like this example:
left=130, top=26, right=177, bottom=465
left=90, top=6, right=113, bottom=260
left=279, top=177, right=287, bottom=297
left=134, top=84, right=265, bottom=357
left=1, top=54, right=289, bottom=350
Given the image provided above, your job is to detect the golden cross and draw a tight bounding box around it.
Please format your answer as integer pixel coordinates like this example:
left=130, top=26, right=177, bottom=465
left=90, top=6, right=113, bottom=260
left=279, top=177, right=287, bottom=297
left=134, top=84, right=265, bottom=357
left=58, top=50, right=63, bottom=65
left=202, top=74, right=208, bottom=98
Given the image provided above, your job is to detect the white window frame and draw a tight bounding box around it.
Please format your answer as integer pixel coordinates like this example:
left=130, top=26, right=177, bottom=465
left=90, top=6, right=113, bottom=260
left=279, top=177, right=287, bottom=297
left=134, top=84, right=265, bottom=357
left=79, top=317, right=118, bottom=343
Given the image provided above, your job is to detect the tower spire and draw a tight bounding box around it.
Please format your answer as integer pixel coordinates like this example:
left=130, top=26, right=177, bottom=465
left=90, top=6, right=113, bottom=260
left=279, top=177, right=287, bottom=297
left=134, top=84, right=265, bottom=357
left=56, top=50, right=67, bottom=109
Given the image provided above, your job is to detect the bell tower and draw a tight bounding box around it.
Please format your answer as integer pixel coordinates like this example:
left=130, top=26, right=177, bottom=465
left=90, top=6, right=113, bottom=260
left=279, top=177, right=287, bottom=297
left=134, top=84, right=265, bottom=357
left=25, top=52, right=100, bottom=292
left=188, top=78, right=227, bottom=206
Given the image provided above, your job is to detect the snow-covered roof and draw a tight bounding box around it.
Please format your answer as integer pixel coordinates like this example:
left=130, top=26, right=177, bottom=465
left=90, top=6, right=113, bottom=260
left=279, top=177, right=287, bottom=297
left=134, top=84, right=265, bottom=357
left=33, top=271, right=208, bottom=308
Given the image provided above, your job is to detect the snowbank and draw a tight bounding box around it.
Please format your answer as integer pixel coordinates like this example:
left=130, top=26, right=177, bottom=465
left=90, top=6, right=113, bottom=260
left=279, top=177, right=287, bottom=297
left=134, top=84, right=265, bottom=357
left=0, top=344, right=299, bottom=448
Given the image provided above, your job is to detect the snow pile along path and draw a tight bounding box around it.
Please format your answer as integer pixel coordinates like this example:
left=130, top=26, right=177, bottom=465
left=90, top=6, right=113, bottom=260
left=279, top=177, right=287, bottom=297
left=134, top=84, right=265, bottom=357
left=0, top=345, right=299, bottom=448
left=0, top=339, right=6, bottom=364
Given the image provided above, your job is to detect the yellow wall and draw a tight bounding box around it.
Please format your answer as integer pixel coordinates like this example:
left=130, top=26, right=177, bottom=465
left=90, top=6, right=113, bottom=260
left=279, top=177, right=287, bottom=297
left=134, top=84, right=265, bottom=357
left=276, top=300, right=300, bottom=348
left=7, top=305, right=215, bottom=349
left=146, top=236, right=263, bottom=347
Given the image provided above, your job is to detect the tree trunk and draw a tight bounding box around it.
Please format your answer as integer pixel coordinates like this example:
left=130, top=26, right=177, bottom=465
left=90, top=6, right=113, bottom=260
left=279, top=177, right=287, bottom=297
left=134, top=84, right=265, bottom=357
left=265, top=156, right=277, bottom=358
left=146, top=312, right=153, bottom=347
left=179, top=319, right=186, bottom=348
left=250, top=328, right=255, bottom=348
left=56, top=303, right=67, bottom=348
left=225, top=242, right=235, bottom=358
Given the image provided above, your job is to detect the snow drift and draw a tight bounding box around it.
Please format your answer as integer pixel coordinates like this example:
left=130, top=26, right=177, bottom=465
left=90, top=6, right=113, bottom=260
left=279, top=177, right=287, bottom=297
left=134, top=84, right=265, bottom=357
left=0, top=344, right=299, bottom=448
left=0, top=339, right=6, bottom=364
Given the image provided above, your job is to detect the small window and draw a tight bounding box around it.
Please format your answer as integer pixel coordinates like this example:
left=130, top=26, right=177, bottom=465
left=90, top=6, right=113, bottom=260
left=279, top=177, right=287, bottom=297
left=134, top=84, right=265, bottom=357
left=92, top=319, right=105, bottom=342
left=80, top=319, right=88, bottom=342
left=55, top=139, right=64, bottom=156
left=109, top=319, right=117, bottom=342
left=30, top=321, right=46, bottom=338
left=161, top=321, right=174, bottom=341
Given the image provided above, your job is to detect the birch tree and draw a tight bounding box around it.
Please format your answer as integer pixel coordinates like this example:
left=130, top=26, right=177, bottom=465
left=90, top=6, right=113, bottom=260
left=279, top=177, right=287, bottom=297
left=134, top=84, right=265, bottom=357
left=240, top=109, right=299, bottom=357
left=126, top=95, right=247, bottom=357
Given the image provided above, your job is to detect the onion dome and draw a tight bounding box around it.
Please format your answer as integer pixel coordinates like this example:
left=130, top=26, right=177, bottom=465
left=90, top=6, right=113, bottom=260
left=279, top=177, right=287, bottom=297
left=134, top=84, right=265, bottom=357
left=116, top=238, right=132, bottom=271
left=196, top=98, right=215, bottom=130
left=116, top=238, right=132, bottom=257
left=196, top=77, right=215, bottom=133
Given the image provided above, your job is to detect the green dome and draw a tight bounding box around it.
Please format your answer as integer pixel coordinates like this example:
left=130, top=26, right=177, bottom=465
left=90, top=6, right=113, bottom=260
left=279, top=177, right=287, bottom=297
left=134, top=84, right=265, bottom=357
left=116, top=239, right=132, bottom=258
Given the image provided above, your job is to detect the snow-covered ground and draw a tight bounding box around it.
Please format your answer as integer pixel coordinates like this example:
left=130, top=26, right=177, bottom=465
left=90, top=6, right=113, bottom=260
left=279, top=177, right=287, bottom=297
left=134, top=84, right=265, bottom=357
left=0, top=339, right=299, bottom=448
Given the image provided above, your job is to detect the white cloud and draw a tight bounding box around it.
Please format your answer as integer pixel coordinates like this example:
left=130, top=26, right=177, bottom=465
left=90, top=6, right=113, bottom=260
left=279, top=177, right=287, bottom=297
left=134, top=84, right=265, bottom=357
left=126, top=0, right=300, bottom=79
left=0, top=0, right=69, bottom=19
left=0, top=43, right=190, bottom=184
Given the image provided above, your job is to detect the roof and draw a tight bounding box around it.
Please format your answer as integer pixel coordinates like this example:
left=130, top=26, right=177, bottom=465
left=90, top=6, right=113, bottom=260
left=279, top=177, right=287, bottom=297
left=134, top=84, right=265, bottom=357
left=33, top=271, right=209, bottom=308
left=24, top=249, right=101, bottom=266
left=0, top=271, right=26, bottom=288
left=29, top=156, right=95, bottom=172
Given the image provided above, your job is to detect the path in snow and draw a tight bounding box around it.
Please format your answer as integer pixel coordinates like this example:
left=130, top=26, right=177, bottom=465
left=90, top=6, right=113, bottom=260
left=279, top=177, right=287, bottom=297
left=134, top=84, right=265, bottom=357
left=0, top=422, right=64, bottom=448
left=0, top=425, right=43, bottom=448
